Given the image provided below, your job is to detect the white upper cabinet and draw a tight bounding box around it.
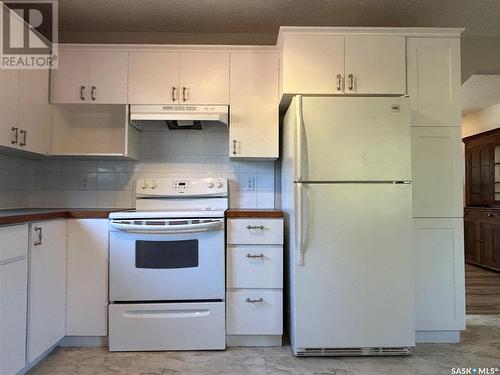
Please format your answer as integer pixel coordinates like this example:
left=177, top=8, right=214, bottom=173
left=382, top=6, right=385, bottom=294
left=0, top=69, right=19, bottom=148
left=128, top=51, right=229, bottom=105
left=51, top=50, right=128, bottom=104
left=18, top=69, right=51, bottom=154
left=345, top=35, right=406, bottom=94
left=88, top=51, right=128, bottom=104
left=281, top=34, right=345, bottom=95
left=411, top=127, right=464, bottom=218
left=229, top=52, right=279, bottom=159
left=280, top=31, right=406, bottom=98
left=128, top=52, right=180, bottom=104
left=179, top=52, right=230, bottom=105
left=407, top=38, right=461, bottom=126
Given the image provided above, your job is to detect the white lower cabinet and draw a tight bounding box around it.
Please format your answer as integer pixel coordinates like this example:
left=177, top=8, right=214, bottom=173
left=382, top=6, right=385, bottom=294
left=28, top=220, right=67, bottom=362
left=226, top=217, right=283, bottom=346
left=0, top=224, right=28, bottom=375
left=66, top=219, right=108, bottom=336
left=413, top=218, right=465, bottom=333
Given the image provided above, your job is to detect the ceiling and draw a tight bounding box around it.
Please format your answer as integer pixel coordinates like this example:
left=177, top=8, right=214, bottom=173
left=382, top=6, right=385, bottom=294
left=462, top=75, right=500, bottom=115
left=57, top=0, right=500, bottom=43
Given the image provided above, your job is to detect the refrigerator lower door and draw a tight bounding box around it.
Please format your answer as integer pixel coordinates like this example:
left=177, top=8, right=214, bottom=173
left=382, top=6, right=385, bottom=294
left=293, top=183, right=415, bottom=355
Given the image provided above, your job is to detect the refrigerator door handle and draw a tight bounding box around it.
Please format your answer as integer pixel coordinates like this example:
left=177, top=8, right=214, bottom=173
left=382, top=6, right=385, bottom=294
left=295, top=95, right=307, bottom=182
left=296, top=183, right=307, bottom=266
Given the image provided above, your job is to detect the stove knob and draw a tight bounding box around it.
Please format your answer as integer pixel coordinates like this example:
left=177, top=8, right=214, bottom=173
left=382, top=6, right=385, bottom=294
left=208, top=181, right=215, bottom=189
left=141, top=182, right=149, bottom=189
left=217, top=181, right=223, bottom=189
left=150, top=182, right=158, bottom=189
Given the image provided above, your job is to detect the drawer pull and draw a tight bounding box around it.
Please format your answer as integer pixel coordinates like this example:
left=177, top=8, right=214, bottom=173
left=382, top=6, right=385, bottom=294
left=246, top=253, right=264, bottom=258
left=247, top=225, right=264, bottom=230
left=246, top=298, right=264, bottom=303
left=488, top=213, right=494, bottom=217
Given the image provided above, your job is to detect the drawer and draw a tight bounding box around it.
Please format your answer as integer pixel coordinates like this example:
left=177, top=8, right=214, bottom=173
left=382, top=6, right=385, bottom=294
left=480, top=210, right=500, bottom=222
left=227, top=290, right=283, bottom=335
left=227, top=245, right=283, bottom=289
left=109, top=302, right=225, bottom=351
left=0, top=224, right=28, bottom=263
left=464, top=208, right=480, bottom=220
left=227, top=219, right=283, bottom=245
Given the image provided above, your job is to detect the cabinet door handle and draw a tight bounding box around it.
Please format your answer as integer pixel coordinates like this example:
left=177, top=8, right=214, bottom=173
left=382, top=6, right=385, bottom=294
left=488, top=213, right=493, bottom=217
left=80, top=85, right=86, bottom=101
left=91, top=85, right=96, bottom=101
left=232, top=140, right=238, bottom=155
left=10, top=127, right=18, bottom=145
left=171, top=86, right=177, bottom=101
left=245, top=298, right=264, bottom=303
left=182, top=86, right=187, bottom=101
left=19, top=129, right=27, bottom=146
left=336, top=74, right=343, bottom=91
left=246, top=253, right=264, bottom=258
left=348, top=74, right=354, bottom=91
left=246, top=225, right=264, bottom=230
left=34, top=226, right=42, bottom=246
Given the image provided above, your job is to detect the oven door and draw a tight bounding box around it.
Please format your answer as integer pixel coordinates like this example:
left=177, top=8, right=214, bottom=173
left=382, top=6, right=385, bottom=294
left=109, top=218, right=225, bottom=302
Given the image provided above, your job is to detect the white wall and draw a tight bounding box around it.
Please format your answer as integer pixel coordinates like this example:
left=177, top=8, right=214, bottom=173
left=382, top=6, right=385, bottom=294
left=462, top=102, right=500, bottom=137
left=30, top=125, right=275, bottom=209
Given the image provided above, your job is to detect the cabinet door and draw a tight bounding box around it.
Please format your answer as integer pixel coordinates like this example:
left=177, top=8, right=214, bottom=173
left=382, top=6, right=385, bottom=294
left=411, top=127, right=463, bottom=218
left=66, top=219, right=108, bottom=336
left=28, top=220, right=67, bottom=362
left=50, top=50, right=90, bottom=103
left=18, top=69, right=51, bottom=154
left=480, top=219, right=500, bottom=270
left=89, top=51, right=128, bottom=104
left=229, top=52, right=279, bottom=159
left=413, top=218, right=465, bottom=331
left=0, top=225, right=28, bottom=375
left=128, top=52, right=179, bottom=104
left=281, top=34, right=344, bottom=95
left=0, top=69, right=19, bottom=148
left=464, top=217, right=480, bottom=263
left=345, top=35, right=406, bottom=94
left=407, top=38, right=461, bottom=126
left=179, top=52, right=229, bottom=105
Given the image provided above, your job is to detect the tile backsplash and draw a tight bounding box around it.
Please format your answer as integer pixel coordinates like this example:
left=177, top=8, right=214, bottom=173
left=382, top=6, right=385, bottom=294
left=27, top=125, right=276, bottom=209
left=0, top=154, right=35, bottom=209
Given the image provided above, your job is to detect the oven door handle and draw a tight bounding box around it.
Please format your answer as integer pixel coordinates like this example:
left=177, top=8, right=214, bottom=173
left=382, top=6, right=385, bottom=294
left=110, top=219, right=224, bottom=234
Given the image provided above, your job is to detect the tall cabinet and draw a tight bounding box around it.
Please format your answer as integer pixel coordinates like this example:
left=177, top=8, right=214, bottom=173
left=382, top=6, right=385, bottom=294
left=279, top=27, right=465, bottom=344
left=407, top=37, right=465, bottom=342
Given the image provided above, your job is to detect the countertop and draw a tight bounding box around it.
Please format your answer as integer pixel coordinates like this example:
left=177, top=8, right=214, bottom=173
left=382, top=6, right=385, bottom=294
left=225, top=209, right=284, bottom=218
left=0, top=208, right=128, bottom=226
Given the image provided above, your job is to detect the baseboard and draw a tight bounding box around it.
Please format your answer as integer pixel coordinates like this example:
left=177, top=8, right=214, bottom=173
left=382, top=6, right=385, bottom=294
left=226, top=335, right=282, bottom=347
left=17, top=340, right=61, bottom=375
left=59, top=336, right=108, bottom=347
left=415, top=330, right=460, bottom=343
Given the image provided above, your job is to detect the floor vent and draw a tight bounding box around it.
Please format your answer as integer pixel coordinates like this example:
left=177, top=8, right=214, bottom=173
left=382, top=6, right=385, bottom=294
left=296, top=347, right=413, bottom=357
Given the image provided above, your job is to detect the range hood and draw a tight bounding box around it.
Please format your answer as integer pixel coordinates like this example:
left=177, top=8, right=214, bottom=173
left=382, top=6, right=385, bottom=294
left=130, top=105, right=229, bottom=128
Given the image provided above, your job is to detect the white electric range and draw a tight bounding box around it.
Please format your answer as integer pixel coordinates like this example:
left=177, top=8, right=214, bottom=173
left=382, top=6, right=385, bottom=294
left=108, top=177, right=227, bottom=352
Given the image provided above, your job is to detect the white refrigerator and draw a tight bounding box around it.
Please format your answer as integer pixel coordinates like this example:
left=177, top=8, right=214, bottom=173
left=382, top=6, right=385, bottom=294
left=281, top=96, right=415, bottom=356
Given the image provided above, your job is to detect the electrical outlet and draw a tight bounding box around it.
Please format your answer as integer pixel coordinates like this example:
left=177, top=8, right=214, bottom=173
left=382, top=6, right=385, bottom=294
left=243, top=176, right=255, bottom=191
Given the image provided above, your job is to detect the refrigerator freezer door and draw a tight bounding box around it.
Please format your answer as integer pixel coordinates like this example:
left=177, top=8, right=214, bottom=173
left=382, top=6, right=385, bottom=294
left=293, top=183, right=414, bottom=352
left=296, top=96, right=411, bottom=182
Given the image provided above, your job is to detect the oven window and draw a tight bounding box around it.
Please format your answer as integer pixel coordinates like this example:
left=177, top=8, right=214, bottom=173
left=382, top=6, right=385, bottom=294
left=135, top=240, right=199, bottom=269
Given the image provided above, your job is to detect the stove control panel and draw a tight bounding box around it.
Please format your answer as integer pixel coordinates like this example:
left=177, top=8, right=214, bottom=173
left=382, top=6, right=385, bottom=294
left=136, top=177, right=228, bottom=197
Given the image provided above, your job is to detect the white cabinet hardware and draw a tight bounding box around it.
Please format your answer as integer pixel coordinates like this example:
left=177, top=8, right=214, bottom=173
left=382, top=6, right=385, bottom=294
left=10, top=126, right=18, bottom=144
left=246, top=253, right=264, bottom=258
left=246, top=298, right=264, bottom=303
left=33, top=226, right=42, bottom=246
left=247, top=225, right=264, bottom=230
